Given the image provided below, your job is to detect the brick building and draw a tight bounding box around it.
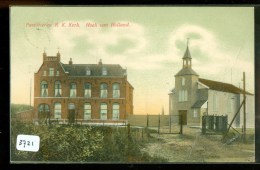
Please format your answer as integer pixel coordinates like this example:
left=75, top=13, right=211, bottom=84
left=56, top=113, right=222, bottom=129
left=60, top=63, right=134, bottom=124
left=34, top=52, right=134, bottom=124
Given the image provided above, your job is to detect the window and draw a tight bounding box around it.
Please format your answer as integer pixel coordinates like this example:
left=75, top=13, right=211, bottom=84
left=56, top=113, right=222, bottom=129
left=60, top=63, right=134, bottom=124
left=86, top=69, right=91, bottom=76
left=49, top=68, right=54, bottom=76
left=182, top=77, right=185, bottom=86
left=113, top=83, right=120, bottom=98
left=102, top=67, right=107, bottom=76
left=112, top=103, right=120, bottom=120
left=56, top=70, right=59, bottom=76
left=84, top=83, right=91, bottom=98
left=68, top=103, right=75, bottom=110
left=54, top=103, right=61, bottom=119
left=84, top=103, right=91, bottom=120
left=193, top=109, right=198, bottom=118
left=70, top=83, right=77, bottom=97
left=100, top=83, right=108, bottom=98
left=213, top=94, right=218, bottom=111
left=100, top=103, right=107, bottom=120
left=43, top=70, right=46, bottom=76
left=41, top=81, right=48, bottom=97
left=178, top=90, right=188, bottom=102
left=54, top=81, right=62, bottom=97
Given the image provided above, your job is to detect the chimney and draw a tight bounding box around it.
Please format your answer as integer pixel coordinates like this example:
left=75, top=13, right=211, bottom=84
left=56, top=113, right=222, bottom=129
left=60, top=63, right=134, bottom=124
left=56, top=51, right=60, bottom=62
left=69, top=58, right=73, bottom=65
left=43, top=51, right=47, bottom=62
left=98, top=59, right=103, bottom=65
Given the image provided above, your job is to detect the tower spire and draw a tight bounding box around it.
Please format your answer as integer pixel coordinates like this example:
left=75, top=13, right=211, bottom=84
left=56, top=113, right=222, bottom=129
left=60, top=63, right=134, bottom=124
left=182, top=38, right=192, bottom=68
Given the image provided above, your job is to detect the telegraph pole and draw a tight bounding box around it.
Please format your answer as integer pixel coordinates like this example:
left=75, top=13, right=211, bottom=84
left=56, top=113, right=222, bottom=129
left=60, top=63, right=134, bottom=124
left=30, top=78, right=32, bottom=107
left=243, top=72, right=246, bottom=143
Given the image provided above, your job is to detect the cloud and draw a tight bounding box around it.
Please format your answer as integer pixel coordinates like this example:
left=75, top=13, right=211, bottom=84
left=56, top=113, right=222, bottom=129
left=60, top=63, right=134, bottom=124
left=49, top=20, right=147, bottom=63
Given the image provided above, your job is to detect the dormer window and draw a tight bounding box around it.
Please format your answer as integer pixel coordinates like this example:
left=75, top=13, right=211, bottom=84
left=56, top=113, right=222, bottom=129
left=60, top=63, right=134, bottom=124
left=86, top=69, right=91, bottom=76
left=102, top=67, right=107, bottom=76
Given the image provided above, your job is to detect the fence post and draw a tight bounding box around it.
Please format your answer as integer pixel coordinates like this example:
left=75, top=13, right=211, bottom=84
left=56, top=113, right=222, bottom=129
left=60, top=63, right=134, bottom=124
left=158, top=114, right=160, bottom=134
left=202, top=116, right=206, bottom=134
left=170, top=116, right=172, bottom=134
left=180, top=114, right=183, bottom=134
left=127, top=123, right=131, bottom=140
left=146, top=114, right=149, bottom=128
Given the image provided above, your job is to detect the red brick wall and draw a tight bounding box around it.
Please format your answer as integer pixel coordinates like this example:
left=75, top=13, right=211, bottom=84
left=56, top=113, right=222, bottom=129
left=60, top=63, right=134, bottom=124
left=34, top=54, right=133, bottom=121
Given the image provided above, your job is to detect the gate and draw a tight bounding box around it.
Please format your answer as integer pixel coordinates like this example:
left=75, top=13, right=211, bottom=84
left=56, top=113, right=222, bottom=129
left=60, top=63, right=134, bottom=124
left=147, top=115, right=183, bottom=134
left=202, top=115, right=228, bottom=135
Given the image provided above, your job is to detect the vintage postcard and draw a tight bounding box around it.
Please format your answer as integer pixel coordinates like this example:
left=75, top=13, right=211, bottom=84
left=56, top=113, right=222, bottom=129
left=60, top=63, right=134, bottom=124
left=10, top=6, right=255, bottom=163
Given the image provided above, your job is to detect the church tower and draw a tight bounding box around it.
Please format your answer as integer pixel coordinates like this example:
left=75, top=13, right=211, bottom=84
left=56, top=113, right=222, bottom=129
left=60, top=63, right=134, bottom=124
left=171, top=40, right=199, bottom=125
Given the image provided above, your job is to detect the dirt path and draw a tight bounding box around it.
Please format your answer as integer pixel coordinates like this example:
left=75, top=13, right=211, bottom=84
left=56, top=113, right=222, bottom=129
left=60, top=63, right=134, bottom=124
left=141, top=127, right=255, bottom=162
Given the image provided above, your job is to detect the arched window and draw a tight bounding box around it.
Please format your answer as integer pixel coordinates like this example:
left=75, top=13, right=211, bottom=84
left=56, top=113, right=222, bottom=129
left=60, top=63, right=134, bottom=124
left=84, top=83, right=91, bottom=98
left=54, top=103, right=61, bottom=119
left=38, top=104, right=50, bottom=122
left=41, top=81, right=48, bottom=97
left=55, top=81, right=62, bottom=97
left=100, top=103, right=107, bottom=120
left=112, top=103, right=120, bottom=120
left=70, top=83, right=77, bottom=97
left=113, top=83, right=120, bottom=98
left=181, top=77, right=185, bottom=86
left=84, top=103, right=91, bottom=120
left=100, top=83, right=108, bottom=98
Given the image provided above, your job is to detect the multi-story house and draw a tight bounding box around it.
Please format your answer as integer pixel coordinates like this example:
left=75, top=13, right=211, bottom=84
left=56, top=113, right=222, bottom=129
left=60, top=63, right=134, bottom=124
left=34, top=51, right=134, bottom=124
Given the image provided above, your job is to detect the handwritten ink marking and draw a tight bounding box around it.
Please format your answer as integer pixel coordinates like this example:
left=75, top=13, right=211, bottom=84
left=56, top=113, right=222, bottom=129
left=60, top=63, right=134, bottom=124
left=16, top=135, right=40, bottom=152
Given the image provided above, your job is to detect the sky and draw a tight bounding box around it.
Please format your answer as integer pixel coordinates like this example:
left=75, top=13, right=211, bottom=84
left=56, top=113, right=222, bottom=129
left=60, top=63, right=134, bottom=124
left=10, top=7, right=254, bottom=115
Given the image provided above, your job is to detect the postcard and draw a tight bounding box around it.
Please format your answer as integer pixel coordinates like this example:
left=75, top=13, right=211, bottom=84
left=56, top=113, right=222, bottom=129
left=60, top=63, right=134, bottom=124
left=10, top=6, right=255, bottom=163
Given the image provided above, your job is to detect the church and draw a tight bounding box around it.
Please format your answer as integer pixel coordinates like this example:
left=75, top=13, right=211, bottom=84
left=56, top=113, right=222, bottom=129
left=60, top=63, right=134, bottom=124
left=168, top=43, right=254, bottom=128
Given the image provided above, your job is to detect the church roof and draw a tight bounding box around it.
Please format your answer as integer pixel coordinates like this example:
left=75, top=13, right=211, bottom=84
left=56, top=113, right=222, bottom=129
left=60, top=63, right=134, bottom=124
left=198, top=78, right=253, bottom=95
left=191, top=100, right=207, bottom=108
left=60, top=63, right=127, bottom=77
left=175, top=67, right=199, bottom=76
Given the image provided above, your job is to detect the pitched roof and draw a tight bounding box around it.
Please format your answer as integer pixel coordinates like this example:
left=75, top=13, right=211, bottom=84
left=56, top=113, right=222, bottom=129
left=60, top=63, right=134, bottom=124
left=175, top=67, right=199, bottom=76
left=60, top=63, right=127, bottom=77
left=198, top=78, right=253, bottom=95
left=191, top=100, right=207, bottom=108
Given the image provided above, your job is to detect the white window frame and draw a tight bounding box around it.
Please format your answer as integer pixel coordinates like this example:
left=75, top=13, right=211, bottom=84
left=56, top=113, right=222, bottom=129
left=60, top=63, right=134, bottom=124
left=113, top=83, right=120, bottom=98
left=49, top=68, right=54, bottom=76
left=54, top=103, right=61, bottom=119
left=84, top=103, right=91, bottom=120
left=100, top=103, right=107, bottom=120
left=178, top=90, right=188, bottom=102
left=70, top=83, right=77, bottom=97
left=112, top=103, right=120, bottom=120
left=100, top=83, right=108, bottom=98
left=41, top=81, right=48, bottom=97
left=84, top=83, right=91, bottom=98
left=54, top=81, right=62, bottom=97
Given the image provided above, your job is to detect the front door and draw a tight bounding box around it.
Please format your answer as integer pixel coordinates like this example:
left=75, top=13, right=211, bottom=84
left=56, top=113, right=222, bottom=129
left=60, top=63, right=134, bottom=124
left=179, top=110, right=187, bottom=125
left=68, top=103, right=75, bottom=123
left=38, top=104, right=50, bottom=124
